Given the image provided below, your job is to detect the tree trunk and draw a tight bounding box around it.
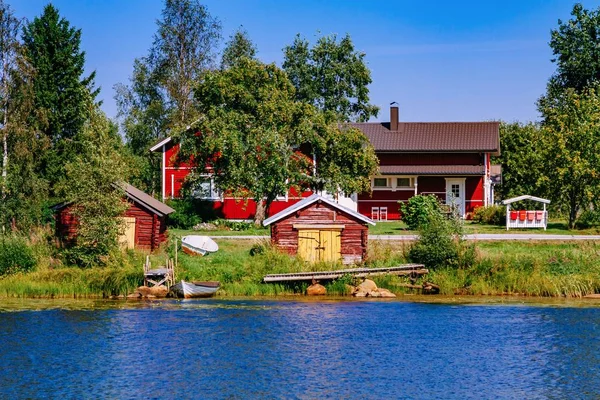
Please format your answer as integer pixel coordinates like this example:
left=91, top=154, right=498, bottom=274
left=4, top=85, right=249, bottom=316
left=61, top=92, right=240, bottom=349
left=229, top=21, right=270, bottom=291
left=254, top=199, right=266, bottom=226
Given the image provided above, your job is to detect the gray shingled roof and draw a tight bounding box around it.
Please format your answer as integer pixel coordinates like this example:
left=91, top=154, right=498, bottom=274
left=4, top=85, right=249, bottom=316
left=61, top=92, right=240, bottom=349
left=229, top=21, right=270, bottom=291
left=350, top=122, right=500, bottom=153
left=123, top=183, right=174, bottom=217
left=379, top=165, right=485, bottom=175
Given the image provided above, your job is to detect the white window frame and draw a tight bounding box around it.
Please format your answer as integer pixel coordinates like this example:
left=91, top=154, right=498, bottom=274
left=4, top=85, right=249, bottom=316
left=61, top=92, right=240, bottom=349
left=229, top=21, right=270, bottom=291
left=193, top=175, right=222, bottom=201
left=372, top=175, right=416, bottom=191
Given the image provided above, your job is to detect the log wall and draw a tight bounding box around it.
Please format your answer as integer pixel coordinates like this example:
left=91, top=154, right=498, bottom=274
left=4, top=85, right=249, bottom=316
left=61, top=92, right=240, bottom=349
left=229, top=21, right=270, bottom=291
left=270, top=201, right=369, bottom=264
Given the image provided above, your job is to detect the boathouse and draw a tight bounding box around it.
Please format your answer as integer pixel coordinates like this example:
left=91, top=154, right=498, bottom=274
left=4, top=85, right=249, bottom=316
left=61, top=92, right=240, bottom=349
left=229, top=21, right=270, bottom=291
left=54, top=183, right=175, bottom=251
left=263, top=194, right=375, bottom=264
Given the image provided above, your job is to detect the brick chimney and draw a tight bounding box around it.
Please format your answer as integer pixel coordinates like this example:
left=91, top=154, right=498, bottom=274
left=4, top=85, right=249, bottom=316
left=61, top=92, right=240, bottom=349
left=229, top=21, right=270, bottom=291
left=390, top=102, right=399, bottom=131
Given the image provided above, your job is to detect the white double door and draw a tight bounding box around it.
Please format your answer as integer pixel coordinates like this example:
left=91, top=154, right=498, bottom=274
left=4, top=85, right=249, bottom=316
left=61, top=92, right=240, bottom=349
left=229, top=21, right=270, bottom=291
left=445, top=178, right=465, bottom=217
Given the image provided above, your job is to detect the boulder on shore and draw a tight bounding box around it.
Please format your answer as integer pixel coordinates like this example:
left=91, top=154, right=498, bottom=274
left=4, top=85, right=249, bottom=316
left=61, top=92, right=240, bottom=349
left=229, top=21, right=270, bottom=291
left=351, top=279, right=397, bottom=298
left=128, top=286, right=169, bottom=299
left=358, top=279, right=377, bottom=292
left=307, top=283, right=327, bottom=296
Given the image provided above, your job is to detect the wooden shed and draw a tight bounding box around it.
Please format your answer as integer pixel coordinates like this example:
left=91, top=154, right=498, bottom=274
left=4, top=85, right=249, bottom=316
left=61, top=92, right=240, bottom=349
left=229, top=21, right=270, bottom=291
left=54, top=183, right=175, bottom=251
left=263, top=194, right=375, bottom=264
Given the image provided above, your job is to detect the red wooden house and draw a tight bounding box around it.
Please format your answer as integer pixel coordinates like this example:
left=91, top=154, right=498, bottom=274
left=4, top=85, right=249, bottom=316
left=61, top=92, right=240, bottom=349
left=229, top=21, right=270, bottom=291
left=150, top=105, right=500, bottom=221
left=353, top=105, right=500, bottom=220
left=54, top=183, right=174, bottom=251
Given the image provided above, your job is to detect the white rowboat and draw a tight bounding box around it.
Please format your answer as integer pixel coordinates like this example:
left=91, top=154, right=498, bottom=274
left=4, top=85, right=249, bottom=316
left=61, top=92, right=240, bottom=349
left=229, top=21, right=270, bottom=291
left=171, top=280, right=220, bottom=298
left=181, top=235, right=219, bottom=256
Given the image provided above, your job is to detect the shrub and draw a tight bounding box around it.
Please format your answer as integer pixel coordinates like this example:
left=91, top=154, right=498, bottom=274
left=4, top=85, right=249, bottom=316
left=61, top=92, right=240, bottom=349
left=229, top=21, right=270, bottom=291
left=472, top=205, right=506, bottom=225
left=167, top=198, right=219, bottom=229
left=575, top=210, right=600, bottom=229
left=0, top=236, right=37, bottom=276
left=408, top=212, right=476, bottom=269
left=399, top=194, right=442, bottom=230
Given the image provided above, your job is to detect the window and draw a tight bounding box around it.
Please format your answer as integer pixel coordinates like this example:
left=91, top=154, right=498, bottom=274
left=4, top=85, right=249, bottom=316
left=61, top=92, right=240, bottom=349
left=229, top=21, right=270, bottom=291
left=193, top=177, right=221, bottom=200
left=396, top=177, right=414, bottom=188
left=373, top=178, right=389, bottom=188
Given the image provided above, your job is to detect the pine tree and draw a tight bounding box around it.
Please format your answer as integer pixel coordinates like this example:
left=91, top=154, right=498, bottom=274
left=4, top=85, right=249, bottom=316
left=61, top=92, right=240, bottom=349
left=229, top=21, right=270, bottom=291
left=22, top=4, right=98, bottom=192
left=221, top=27, right=257, bottom=69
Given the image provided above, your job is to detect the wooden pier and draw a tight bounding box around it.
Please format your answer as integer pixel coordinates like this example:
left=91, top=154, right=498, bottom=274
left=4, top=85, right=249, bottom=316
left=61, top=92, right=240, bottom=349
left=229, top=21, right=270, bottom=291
left=263, top=264, right=427, bottom=283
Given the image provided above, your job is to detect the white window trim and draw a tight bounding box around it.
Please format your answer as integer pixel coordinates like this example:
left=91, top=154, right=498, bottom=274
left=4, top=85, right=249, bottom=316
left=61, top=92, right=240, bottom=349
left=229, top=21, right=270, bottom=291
left=372, top=175, right=416, bottom=191
left=193, top=174, right=223, bottom=201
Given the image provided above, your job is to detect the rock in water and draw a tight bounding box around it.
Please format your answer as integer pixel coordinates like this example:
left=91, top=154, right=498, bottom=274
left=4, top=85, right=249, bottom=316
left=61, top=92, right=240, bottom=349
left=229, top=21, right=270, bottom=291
left=135, top=286, right=169, bottom=298
left=358, top=279, right=378, bottom=292
left=307, top=283, right=327, bottom=296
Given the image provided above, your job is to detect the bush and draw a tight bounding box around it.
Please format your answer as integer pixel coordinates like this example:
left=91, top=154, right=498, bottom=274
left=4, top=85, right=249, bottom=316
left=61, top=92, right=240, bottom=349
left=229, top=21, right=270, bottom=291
left=472, top=205, right=506, bottom=226
left=399, top=194, right=442, bottom=230
left=408, top=212, right=475, bottom=269
left=575, top=210, right=600, bottom=229
left=167, top=198, right=219, bottom=229
left=0, top=236, right=37, bottom=276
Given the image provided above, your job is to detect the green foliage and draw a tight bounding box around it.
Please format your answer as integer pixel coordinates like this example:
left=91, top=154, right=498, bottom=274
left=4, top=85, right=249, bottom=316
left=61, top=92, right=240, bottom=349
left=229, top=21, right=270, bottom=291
left=22, top=4, right=98, bottom=194
left=537, top=85, right=600, bottom=229
left=472, top=205, right=506, bottom=226
left=57, top=106, right=129, bottom=267
left=166, top=198, right=215, bottom=228
left=283, top=33, right=378, bottom=122
left=575, top=210, right=600, bottom=229
left=493, top=122, right=545, bottom=201
left=548, top=3, right=600, bottom=92
left=0, top=235, right=36, bottom=276
left=213, top=219, right=255, bottom=231
left=221, top=27, right=257, bottom=69
left=399, top=194, right=442, bottom=230
left=408, top=212, right=474, bottom=270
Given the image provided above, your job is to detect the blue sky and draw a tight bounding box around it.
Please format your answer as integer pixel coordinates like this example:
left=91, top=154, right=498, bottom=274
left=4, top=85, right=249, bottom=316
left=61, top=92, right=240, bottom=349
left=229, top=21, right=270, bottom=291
left=12, top=0, right=600, bottom=123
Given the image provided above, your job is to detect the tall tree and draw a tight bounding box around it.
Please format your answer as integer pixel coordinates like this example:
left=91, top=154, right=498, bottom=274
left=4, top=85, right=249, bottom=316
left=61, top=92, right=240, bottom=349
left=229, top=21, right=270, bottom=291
left=149, top=0, right=221, bottom=127
left=220, top=27, right=257, bottom=69
left=22, top=4, right=98, bottom=192
left=0, top=0, right=44, bottom=231
left=182, top=59, right=378, bottom=225
left=548, top=3, right=600, bottom=93
left=492, top=122, right=545, bottom=201
left=283, top=33, right=379, bottom=122
left=114, top=59, right=168, bottom=194
left=537, top=86, right=600, bottom=229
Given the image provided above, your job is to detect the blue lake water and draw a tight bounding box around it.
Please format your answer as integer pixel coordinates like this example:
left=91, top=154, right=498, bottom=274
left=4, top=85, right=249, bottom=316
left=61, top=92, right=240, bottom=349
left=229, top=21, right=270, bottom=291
left=1, top=298, right=600, bottom=399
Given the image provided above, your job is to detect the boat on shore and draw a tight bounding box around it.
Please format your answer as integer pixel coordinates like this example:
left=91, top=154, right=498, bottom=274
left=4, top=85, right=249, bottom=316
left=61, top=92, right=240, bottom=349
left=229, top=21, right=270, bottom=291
left=171, top=280, right=220, bottom=298
left=181, top=235, right=219, bottom=256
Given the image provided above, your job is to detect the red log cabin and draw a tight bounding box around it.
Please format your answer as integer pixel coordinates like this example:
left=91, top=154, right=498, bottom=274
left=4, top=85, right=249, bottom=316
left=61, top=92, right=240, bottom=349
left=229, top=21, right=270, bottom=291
left=54, top=183, right=175, bottom=251
left=150, top=104, right=500, bottom=221
left=263, top=194, right=374, bottom=264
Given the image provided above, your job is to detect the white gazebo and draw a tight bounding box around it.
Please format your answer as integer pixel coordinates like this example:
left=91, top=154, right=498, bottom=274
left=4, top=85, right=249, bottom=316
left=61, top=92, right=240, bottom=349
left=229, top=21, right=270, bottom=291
left=502, top=195, right=551, bottom=231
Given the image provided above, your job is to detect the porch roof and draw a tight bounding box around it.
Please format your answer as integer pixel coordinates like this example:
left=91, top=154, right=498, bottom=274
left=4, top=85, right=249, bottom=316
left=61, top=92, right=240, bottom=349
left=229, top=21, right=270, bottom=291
left=378, top=165, right=484, bottom=175
left=502, top=195, right=551, bottom=205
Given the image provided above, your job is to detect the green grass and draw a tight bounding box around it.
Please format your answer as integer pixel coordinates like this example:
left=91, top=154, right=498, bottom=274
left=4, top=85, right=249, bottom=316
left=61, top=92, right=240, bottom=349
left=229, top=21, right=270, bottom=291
left=170, top=226, right=269, bottom=237
left=3, top=233, right=600, bottom=298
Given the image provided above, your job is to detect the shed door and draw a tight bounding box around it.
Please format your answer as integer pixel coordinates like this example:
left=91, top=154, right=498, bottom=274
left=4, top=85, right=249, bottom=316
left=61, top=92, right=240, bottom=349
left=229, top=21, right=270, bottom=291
left=297, top=229, right=341, bottom=263
left=119, top=217, right=136, bottom=249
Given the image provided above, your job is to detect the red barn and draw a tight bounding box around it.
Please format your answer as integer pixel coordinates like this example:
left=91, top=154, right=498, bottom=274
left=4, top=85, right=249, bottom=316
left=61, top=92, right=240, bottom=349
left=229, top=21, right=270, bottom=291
left=263, top=194, right=375, bottom=264
left=150, top=104, right=500, bottom=221
left=54, top=183, right=175, bottom=251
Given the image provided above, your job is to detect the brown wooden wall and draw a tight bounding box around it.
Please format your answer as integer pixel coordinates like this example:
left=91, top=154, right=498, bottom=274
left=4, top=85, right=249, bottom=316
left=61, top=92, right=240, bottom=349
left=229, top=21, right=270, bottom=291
left=55, top=200, right=168, bottom=251
left=270, top=201, right=369, bottom=264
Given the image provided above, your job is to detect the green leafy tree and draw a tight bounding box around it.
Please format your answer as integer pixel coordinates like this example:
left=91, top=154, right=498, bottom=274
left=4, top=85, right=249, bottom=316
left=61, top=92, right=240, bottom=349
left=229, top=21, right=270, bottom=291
left=22, top=4, right=98, bottom=193
left=537, top=85, right=600, bottom=229
left=548, top=3, right=600, bottom=93
left=182, top=59, right=377, bottom=225
left=115, top=59, right=168, bottom=194
left=116, top=0, right=221, bottom=192
left=221, top=27, right=257, bottom=69
left=283, top=33, right=379, bottom=122
left=149, top=0, right=221, bottom=127
left=399, top=194, right=442, bottom=230
left=492, top=122, right=545, bottom=201
left=58, top=103, right=129, bottom=267
left=0, top=0, right=46, bottom=231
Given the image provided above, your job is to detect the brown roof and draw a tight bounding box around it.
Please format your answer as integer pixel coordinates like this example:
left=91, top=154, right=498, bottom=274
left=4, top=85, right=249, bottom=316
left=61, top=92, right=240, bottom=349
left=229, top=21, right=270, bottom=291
left=379, top=165, right=484, bottom=175
left=350, top=122, right=500, bottom=153
left=123, top=183, right=175, bottom=217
